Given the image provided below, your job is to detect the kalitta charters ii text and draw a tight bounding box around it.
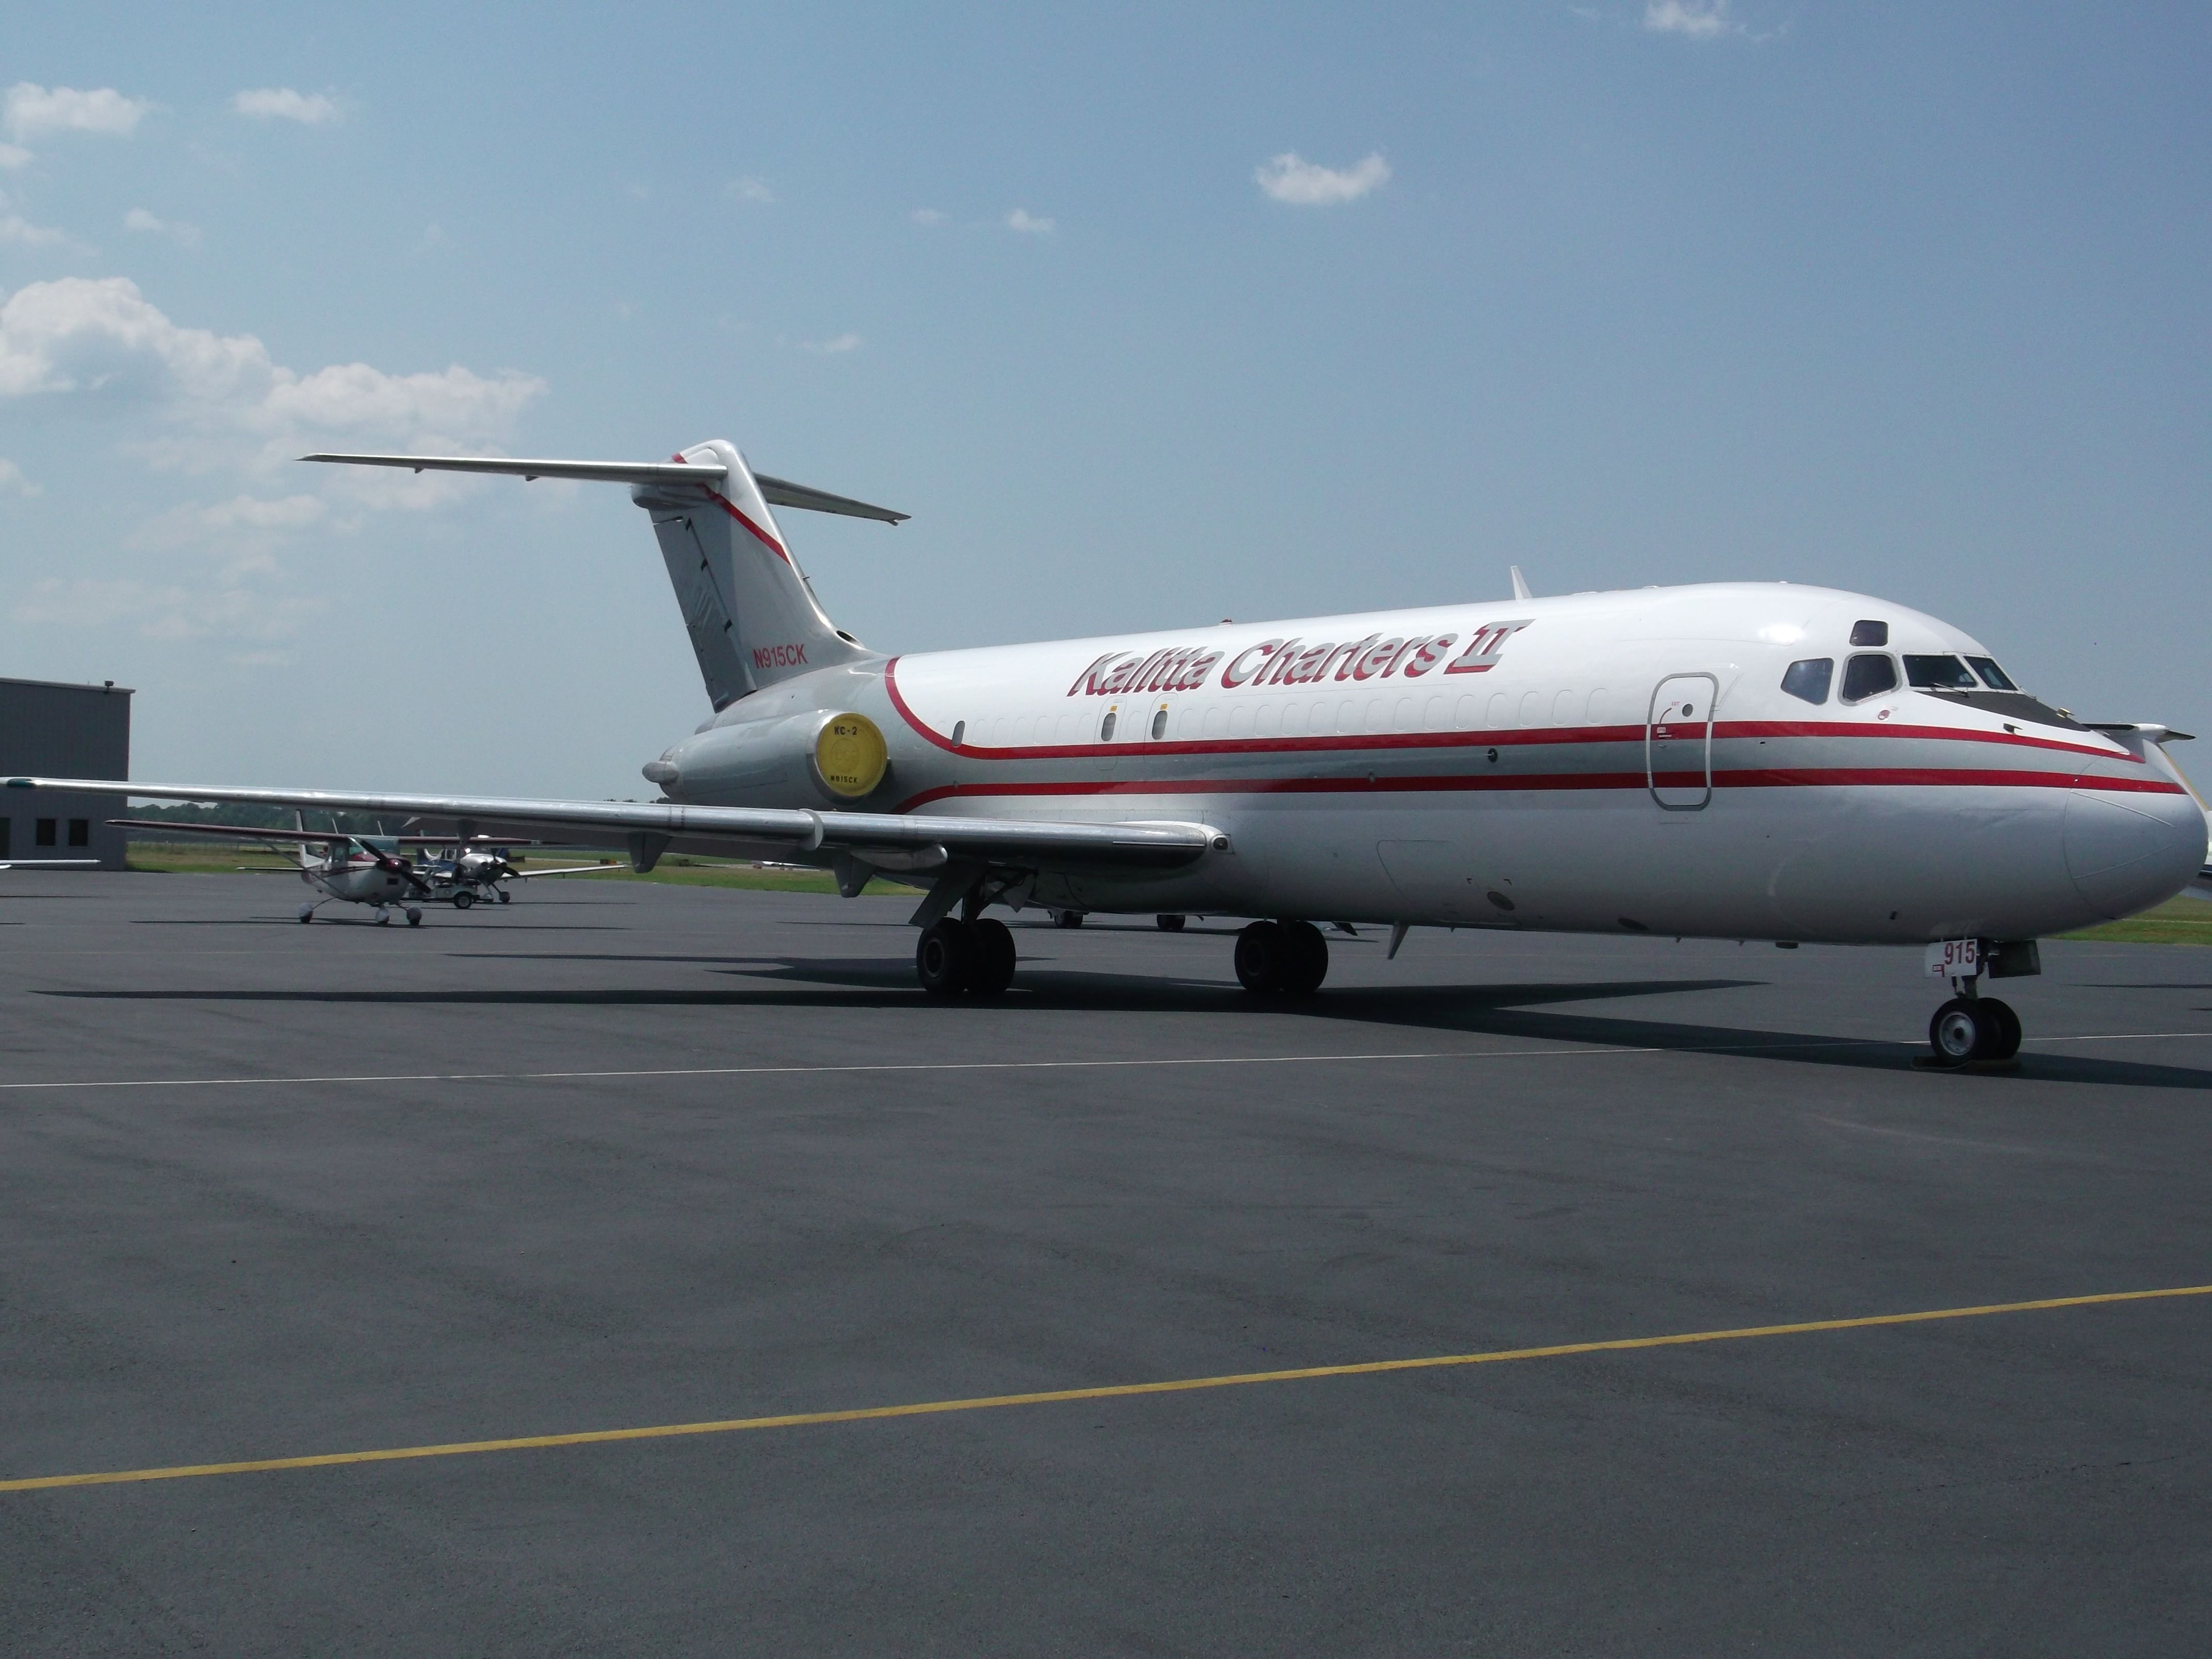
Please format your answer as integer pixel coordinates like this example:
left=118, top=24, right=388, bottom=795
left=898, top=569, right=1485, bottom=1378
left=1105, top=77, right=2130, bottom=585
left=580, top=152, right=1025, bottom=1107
left=1067, top=621, right=1534, bottom=698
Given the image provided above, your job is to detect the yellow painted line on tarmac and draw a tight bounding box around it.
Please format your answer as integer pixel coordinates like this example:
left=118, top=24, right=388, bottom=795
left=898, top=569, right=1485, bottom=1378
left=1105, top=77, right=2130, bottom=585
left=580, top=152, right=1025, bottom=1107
left=7, top=1283, right=2206, bottom=1495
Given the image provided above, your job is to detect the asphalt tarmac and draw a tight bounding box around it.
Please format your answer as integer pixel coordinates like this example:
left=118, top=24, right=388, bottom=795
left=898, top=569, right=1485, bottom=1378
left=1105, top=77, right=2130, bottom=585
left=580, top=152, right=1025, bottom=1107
left=2, top=870, right=2209, bottom=1655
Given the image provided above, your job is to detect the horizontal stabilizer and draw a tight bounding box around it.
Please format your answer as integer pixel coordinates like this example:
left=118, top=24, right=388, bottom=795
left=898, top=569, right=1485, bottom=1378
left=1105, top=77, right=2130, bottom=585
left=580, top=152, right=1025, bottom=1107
left=299, top=452, right=907, bottom=523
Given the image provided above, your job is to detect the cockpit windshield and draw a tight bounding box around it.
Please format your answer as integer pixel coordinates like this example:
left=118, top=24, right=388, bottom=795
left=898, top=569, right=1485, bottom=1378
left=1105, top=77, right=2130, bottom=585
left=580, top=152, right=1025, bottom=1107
left=1965, top=656, right=2018, bottom=691
left=1902, top=654, right=1978, bottom=690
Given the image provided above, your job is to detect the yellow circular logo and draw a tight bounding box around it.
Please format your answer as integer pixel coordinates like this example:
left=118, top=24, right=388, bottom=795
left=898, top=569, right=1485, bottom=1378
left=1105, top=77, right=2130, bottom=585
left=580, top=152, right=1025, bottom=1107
left=814, top=712, right=888, bottom=798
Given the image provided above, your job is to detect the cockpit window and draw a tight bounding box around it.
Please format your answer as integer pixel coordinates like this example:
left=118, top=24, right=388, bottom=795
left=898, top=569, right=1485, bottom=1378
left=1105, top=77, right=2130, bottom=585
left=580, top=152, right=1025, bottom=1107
left=1965, top=656, right=2018, bottom=691
left=1840, top=653, right=1899, bottom=703
left=1780, top=658, right=1833, bottom=705
left=1902, top=654, right=1978, bottom=690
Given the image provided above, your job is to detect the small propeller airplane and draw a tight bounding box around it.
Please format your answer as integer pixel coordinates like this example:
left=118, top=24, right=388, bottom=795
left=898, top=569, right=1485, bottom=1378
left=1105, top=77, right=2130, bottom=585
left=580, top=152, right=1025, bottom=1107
left=408, top=838, right=611, bottom=907
left=109, top=817, right=438, bottom=923
left=108, top=819, right=608, bottom=921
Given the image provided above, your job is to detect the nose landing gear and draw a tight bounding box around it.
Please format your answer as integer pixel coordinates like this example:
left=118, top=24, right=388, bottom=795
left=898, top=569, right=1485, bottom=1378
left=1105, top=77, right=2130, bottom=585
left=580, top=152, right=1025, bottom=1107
left=1929, top=996, right=2021, bottom=1065
left=1922, top=938, right=2033, bottom=1068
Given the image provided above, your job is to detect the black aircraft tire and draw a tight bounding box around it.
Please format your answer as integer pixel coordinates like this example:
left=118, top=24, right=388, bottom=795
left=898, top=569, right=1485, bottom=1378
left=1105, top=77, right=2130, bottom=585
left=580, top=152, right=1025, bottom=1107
left=917, top=919, right=977, bottom=997
left=1234, top=921, right=1288, bottom=994
left=1929, top=997, right=1998, bottom=1065
left=967, top=918, right=1018, bottom=996
left=1280, top=920, right=1329, bottom=994
left=453, top=890, right=475, bottom=910
left=1156, top=914, right=1186, bottom=932
left=1983, top=998, right=2023, bottom=1061
left=1054, top=909, right=1086, bottom=929
left=497, top=889, right=511, bottom=904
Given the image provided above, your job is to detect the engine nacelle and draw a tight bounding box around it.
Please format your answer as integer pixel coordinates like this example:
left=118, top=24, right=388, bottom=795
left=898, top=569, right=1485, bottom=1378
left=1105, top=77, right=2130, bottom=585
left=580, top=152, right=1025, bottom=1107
left=642, top=710, right=888, bottom=808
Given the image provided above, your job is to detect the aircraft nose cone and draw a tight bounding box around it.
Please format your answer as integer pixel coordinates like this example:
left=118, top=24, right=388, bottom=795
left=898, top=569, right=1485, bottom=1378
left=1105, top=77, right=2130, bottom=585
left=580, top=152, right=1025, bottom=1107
left=2063, top=786, right=2208, bottom=920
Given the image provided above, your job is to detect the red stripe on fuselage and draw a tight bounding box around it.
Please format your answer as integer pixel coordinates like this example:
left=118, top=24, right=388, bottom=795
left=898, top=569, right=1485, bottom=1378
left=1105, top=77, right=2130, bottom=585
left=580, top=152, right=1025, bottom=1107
left=889, top=767, right=2186, bottom=814
left=878, top=660, right=2130, bottom=766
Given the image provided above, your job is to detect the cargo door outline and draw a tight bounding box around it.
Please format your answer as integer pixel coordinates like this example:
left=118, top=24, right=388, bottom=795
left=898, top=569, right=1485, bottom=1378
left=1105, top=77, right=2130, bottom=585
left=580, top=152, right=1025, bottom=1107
left=1647, top=673, right=1717, bottom=810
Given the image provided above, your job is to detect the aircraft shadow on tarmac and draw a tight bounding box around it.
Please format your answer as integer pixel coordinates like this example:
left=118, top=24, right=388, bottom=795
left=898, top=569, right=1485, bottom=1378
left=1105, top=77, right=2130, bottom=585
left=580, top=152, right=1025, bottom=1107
left=44, top=965, right=2212, bottom=1089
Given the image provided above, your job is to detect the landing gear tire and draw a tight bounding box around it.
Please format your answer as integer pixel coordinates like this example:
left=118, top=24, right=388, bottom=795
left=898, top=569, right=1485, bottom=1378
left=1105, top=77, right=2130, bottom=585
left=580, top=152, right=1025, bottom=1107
left=1929, top=997, right=2014, bottom=1066
left=1156, top=914, right=1186, bottom=932
left=298, top=905, right=315, bottom=923
left=1982, top=998, right=2022, bottom=1061
left=376, top=910, right=392, bottom=926
left=917, top=918, right=976, bottom=996
left=1054, top=909, right=1086, bottom=929
left=453, top=889, right=475, bottom=910
left=968, top=918, right=1018, bottom=996
left=1234, top=920, right=1287, bottom=991
left=1280, top=920, right=1329, bottom=994
left=496, top=889, right=511, bottom=904
left=1238, top=920, right=1330, bottom=995
left=405, top=907, right=423, bottom=928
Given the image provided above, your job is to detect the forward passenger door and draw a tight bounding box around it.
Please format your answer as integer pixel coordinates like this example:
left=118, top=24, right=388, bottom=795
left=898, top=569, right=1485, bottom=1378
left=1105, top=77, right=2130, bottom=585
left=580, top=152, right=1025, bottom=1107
left=1647, top=673, right=1718, bottom=810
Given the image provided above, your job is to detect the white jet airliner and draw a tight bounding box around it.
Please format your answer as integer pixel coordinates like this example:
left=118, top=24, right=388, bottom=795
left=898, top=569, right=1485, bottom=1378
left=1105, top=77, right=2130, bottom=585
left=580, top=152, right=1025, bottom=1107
left=15, top=440, right=2206, bottom=1067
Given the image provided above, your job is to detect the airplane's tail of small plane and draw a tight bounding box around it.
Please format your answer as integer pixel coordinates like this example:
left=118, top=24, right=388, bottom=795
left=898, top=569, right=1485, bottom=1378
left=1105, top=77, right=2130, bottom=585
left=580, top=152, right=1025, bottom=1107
left=299, top=442, right=906, bottom=713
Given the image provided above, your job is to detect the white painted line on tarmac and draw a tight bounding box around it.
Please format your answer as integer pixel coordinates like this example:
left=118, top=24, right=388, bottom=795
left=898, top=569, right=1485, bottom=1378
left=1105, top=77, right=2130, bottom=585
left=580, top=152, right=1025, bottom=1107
left=3, top=1032, right=2202, bottom=1096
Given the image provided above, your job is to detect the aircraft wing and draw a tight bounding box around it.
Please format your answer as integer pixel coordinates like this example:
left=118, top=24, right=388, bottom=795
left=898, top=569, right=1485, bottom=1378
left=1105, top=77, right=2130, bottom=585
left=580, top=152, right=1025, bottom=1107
left=35, top=780, right=1221, bottom=870
left=298, top=453, right=909, bottom=525
left=502, top=863, right=622, bottom=880
left=1, top=859, right=99, bottom=870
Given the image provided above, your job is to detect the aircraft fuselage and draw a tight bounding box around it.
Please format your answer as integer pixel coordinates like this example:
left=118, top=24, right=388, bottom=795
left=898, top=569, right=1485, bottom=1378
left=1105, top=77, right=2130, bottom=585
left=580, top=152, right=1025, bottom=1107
left=652, top=581, right=2206, bottom=946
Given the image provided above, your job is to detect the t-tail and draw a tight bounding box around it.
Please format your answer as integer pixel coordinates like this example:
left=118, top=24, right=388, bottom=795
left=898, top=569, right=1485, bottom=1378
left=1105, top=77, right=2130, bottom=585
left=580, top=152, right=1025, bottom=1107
left=299, top=442, right=906, bottom=712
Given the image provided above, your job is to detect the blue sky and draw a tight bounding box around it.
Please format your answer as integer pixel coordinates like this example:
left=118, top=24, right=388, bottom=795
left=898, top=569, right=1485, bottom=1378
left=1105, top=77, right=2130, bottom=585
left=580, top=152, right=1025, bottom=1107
left=3, top=3, right=2206, bottom=796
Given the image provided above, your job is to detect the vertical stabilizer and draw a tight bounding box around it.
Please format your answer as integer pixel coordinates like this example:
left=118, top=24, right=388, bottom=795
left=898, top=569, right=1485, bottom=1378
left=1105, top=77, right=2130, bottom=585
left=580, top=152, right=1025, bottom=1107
left=633, top=441, right=867, bottom=710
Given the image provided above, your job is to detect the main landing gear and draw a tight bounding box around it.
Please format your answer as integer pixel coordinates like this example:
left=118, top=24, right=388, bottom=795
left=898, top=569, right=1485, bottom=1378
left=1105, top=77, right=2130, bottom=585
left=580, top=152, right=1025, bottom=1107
left=1234, top=920, right=1329, bottom=995
left=916, top=917, right=1018, bottom=997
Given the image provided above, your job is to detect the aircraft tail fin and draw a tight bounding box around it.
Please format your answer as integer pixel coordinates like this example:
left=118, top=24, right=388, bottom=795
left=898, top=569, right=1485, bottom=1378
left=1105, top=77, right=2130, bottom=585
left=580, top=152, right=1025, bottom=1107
left=631, top=441, right=870, bottom=710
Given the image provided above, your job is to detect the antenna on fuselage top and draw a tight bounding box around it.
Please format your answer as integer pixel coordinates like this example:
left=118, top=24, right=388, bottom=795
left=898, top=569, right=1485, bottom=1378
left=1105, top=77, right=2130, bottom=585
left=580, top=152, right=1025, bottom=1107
left=1510, top=565, right=1534, bottom=601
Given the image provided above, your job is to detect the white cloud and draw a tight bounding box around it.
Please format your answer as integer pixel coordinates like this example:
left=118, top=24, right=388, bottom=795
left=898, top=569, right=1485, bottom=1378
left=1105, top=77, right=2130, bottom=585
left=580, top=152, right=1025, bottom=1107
left=0, top=143, right=30, bottom=171
left=800, top=333, right=863, bottom=354
left=0, top=214, right=74, bottom=248
left=124, top=206, right=201, bottom=246
left=726, top=175, right=774, bottom=204
left=909, top=208, right=947, bottom=226
left=1255, top=152, right=1391, bottom=206
left=4, top=84, right=151, bottom=142
left=230, top=88, right=340, bottom=125
left=0, top=458, right=38, bottom=497
left=1644, top=1, right=1737, bottom=37
left=0, top=275, right=544, bottom=512
left=1004, top=208, right=1054, bottom=235
left=13, top=575, right=324, bottom=643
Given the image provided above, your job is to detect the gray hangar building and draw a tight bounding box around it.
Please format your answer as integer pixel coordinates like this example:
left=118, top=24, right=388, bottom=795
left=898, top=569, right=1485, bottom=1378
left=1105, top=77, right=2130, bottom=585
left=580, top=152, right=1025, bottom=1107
left=1, top=676, right=133, bottom=870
